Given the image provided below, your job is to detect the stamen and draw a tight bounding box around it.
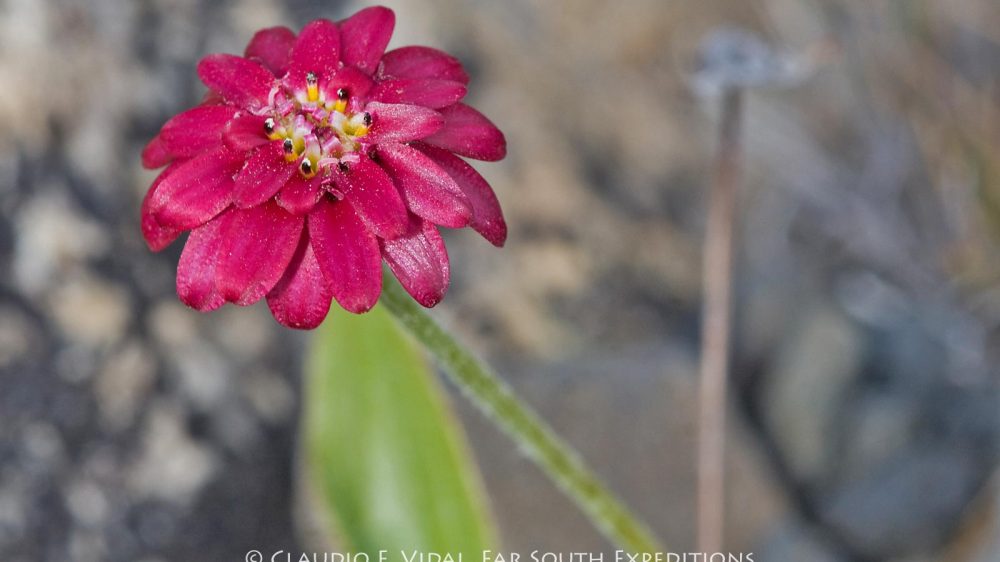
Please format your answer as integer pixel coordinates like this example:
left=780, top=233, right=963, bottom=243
left=262, top=69, right=373, bottom=179
left=331, top=89, right=348, bottom=114
left=306, top=72, right=320, bottom=102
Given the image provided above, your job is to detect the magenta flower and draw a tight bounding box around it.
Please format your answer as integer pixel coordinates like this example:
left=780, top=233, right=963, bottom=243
left=141, top=6, right=506, bottom=329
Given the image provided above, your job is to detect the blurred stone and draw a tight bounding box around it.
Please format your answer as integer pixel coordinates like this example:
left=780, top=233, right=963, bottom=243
left=212, top=305, right=275, bottom=360
left=127, top=402, right=218, bottom=504
left=0, top=306, right=36, bottom=367
left=821, top=447, right=981, bottom=557
left=210, top=402, right=262, bottom=454
left=839, top=394, right=917, bottom=481
left=21, top=423, right=66, bottom=470
left=755, top=519, right=845, bottom=562
left=68, top=529, right=107, bottom=562
left=763, top=303, right=862, bottom=483
left=13, top=193, right=109, bottom=295
left=65, top=478, right=110, bottom=528
left=147, top=301, right=199, bottom=349
left=49, top=275, right=130, bottom=348
left=939, top=471, right=1000, bottom=562
left=242, top=369, right=296, bottom=425
left=0, top=486, right=27, bottom=547
left=169, top=344, right=231, bottom=411
left=94, top=340, right=157, bottom=431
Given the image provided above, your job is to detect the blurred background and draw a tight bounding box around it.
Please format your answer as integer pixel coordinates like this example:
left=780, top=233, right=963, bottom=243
left=0, top=0, right=998, bottom=560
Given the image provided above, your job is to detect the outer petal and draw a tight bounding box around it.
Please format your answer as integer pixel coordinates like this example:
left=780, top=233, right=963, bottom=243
left=233, top=142, right=297, bottom=208
left=201, top=90, right=225, bottom=105
left=244, top=26, right=297, bottom=76
left=416, top=144, right=507, bottom=246
left=336, top=156, right=408, bottom=239
left=371, top=79, right=467, bottom=109
left=276, top=173, right=323, bottom=215
left=197, top=54, right=275, bottom=111
left=150, top=148, right=245, bottom=230
left=377, top=143, right=471, bottom=228
left=364, top=101, right=443, bottom=143
left=379, top=46, right=470, bottom=84
left=339, top=6, right=395, bottom=75
left=216, top=202, right=304, bottom=306
left=141, top=135, right=172, bottom=169
left=177, top=211, right=234, bottom=312
left=381, top=217, right=450, bottom=307
left=266, top=233, right=333, bottom=329
left=286, top=19, right=341, bottom=89
left=223, top=112, right=270, bottom=151
left=422, top=103, right=506, bottom=161
left=309, top=199, right=382, bottom=313
left=157, top=105, right=238, bottom=159
left=141, top=163, right=183, bottom=251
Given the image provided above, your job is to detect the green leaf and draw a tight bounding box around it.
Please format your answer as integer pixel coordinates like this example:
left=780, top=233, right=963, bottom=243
left=305, top=301, right=497, bottom=555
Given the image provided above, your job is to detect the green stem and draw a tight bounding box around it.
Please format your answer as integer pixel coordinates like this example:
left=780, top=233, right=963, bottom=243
left=380, top=272, right=665, bottom=554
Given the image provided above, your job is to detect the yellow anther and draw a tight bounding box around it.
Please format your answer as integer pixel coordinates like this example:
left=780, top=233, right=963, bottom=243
left=282, top=136, right=306, bottom=162
left=342, top=112, right=371, bottom=138
left=306, top=72, right=319, bottom=102
left=333, top=99, right=348, bottom=114
left=265, top=118, right=283, bottom=141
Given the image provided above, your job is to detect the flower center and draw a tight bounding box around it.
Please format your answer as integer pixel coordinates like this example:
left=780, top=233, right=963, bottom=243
left=263, top=71, right=371, bottom=179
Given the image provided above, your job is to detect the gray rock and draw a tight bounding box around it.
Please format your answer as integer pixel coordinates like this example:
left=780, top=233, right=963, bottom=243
left=821, top=447, right=981, bottom=557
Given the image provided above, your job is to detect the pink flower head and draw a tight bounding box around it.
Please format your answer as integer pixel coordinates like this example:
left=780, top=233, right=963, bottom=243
left=141, top=6, right=507, bottom=329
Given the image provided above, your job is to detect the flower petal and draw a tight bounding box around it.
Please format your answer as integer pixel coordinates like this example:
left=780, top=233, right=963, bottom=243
left=364, top=101, right=443, bottom=143
left=276, top=173, right=323, bottom=215
left=416, top=144, right=507, bottom=246
left=376, top=143, right=471, bottom=228
left=371, top=79, right=467, bottom=109
left=422, top=103, right=506, bottom=161
left=197, top=54, right=275, bottom=111
left=319, top=66, right=376, bottom=107
left=151, top=148, right=245, bottom=230
left=177, top=211, right=234, bottom=312
left=244, top=26, right=297, bottom=76
left=157, top=105, right=238, bottom=159
left=223, top=112, right=270, bottom=151
left=379, top=46, right=470, bottom=84
left=141, top=163, right=183, bottom=251
left=233, top=142, right=297, bottom=208
left=266, top=233, right=333, bottom=329
left=337, top=156, right=408, bottom=239
left=141, top=135, right=172, bottom=169
left=339, top=6, right=395, bottom=75
left=286, top=19, right=341, bottom=90
left=216, top=202, right=304, bottom=306
left=381, top=217, right=450, bottom=307
left=309, top=199, right=382, bottom=313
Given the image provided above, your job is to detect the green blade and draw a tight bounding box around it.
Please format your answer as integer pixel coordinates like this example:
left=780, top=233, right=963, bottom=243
left=305, top=301, right=497, bottom=554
